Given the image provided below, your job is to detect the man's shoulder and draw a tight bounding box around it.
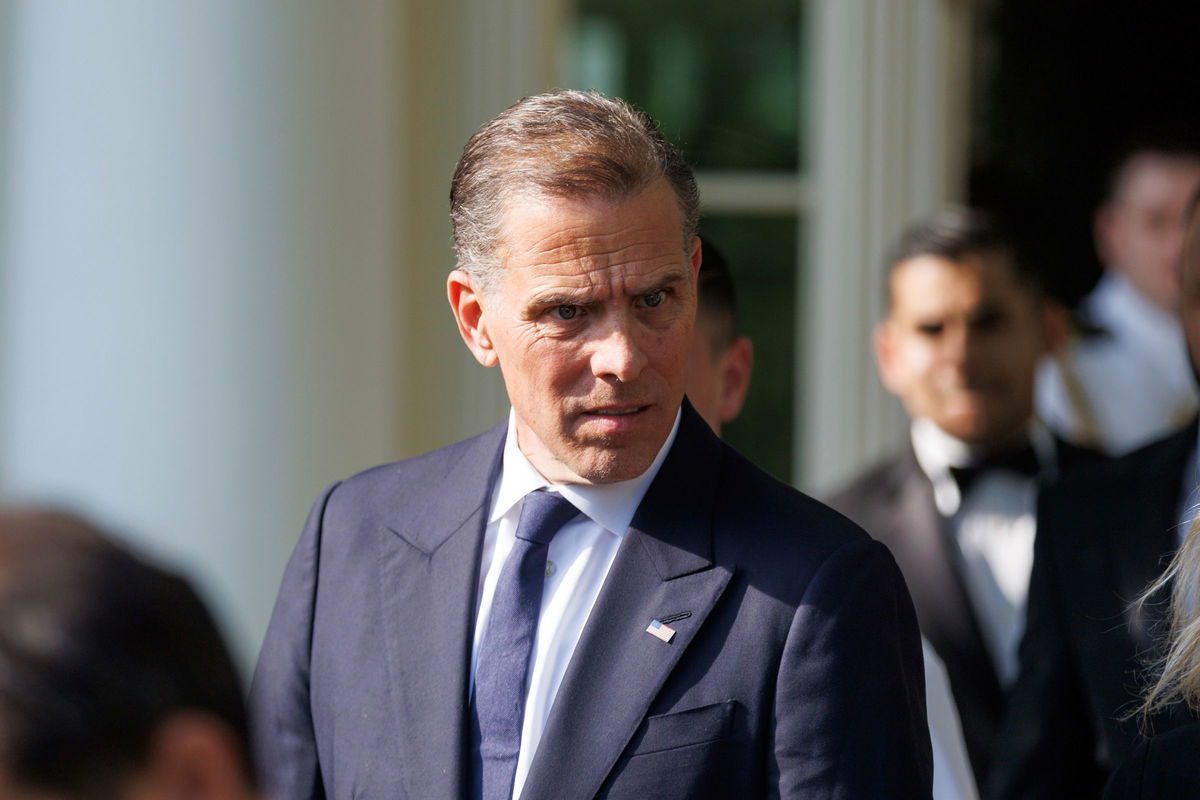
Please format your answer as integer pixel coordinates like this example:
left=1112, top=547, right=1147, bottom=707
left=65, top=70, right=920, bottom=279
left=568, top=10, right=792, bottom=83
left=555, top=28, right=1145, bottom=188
left=710, top=442, right=878, bottom=564
left=1044, top=422, right=1193, bottom=507
left=319, top=421, right=507, bottom=526
left=823, top=449, right=916, bottom=518
left=1036, top=422, right=1195, bottom=560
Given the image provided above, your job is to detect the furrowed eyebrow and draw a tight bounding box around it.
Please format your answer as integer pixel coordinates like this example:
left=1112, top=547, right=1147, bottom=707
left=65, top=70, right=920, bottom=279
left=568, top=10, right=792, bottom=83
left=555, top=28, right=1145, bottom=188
left=530, top=289, right=592, bottom=308
left=629, top=269, right=689, bottom=296
left=529, top=267, right=690, bottom=308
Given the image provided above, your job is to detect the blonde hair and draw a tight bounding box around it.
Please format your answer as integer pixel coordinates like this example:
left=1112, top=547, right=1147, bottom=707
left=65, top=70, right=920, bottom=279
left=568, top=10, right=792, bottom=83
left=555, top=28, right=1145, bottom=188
left=1135, top=513, right=1200, bottom=724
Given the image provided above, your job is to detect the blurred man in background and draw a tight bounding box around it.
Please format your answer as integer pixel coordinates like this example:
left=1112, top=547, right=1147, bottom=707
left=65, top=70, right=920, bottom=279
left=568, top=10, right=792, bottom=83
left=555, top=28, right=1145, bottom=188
left=685, top=239, right=753, bottom=436
left=0, top=509, right=258, bottom=800
left=1038, top=141, right=1200, bottom=454
left=828, top=208, right=1102, bottom=789
left=992, top=187, right=1200, bottom=800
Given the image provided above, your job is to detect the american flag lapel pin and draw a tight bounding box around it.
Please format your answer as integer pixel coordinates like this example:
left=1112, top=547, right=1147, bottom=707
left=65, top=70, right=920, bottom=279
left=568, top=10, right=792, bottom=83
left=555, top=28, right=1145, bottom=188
left=645, top=619, right=676, bottom=644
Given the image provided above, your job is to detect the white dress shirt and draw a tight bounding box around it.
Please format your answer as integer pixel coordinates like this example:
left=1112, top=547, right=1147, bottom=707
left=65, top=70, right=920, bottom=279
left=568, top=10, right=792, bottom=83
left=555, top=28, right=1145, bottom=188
left=924, top=641, right=980, bottom=800
left=1037, top=273, right=1197, bottom=455
left=911, top=418, right=1055, bottom=686
left=471, top=408, right=680, bottom=800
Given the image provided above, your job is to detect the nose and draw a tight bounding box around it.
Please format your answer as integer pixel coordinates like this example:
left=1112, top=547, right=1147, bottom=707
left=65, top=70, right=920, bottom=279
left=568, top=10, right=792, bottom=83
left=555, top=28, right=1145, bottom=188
left=590, top=318, right=648, bottom=383
left=942, top=322, right=972, bottom=369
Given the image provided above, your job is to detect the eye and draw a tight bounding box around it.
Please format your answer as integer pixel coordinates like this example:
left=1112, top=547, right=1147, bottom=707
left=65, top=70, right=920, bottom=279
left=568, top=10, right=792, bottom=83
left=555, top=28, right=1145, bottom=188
left=916, top=322, right=944, bottom=337
left=643, top=289, right=665, bottom=308
left=551, top=305, right=579, bottom=321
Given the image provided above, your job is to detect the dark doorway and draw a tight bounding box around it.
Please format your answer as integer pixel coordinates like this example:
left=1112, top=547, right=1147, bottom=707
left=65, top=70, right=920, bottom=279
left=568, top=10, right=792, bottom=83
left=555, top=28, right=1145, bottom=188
left=969, top=0, right=1200, bottom=306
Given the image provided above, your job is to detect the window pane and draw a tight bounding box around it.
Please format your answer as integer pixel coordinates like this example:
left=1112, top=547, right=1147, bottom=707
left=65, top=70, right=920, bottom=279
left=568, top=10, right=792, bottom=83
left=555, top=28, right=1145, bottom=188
left=568, top=1, right=802, bottom=171
left=700, top=215, right=799, bottom=483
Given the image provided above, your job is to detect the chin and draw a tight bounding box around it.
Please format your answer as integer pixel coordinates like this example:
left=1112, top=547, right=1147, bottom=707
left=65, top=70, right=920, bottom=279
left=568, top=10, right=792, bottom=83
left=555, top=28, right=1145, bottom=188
left=565, top=446, right=657, bottom=485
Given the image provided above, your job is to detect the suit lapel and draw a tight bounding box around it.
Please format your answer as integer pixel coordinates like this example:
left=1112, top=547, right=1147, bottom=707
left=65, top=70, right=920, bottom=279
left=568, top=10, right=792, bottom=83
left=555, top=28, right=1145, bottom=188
left=887, top=448, right=1000, bottom=698
left=520, top=406, right=731, bottom=800
left=376, top=422, right=506, bottom=800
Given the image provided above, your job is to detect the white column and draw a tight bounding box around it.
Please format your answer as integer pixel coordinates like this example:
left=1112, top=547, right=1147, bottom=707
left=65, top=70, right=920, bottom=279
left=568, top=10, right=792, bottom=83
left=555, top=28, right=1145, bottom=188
left=0, top=1, right=402, bottom=669
left=799, top=0, right=970, bottom=493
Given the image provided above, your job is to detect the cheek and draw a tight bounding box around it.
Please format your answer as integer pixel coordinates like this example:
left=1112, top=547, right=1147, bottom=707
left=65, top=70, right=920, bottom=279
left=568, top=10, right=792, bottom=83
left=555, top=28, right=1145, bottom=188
left=897, top=341, right=939, bottom=384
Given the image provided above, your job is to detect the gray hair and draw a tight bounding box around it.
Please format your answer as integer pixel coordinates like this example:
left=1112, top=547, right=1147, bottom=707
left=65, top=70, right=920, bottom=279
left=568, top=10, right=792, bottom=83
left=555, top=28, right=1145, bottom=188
left=449, top=89, right=700, bottom=293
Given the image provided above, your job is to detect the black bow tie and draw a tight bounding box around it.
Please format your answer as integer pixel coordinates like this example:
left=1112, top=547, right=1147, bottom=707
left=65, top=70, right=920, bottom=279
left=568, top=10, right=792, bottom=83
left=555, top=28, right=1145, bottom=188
left=948, top=444, right=1041, bottom=496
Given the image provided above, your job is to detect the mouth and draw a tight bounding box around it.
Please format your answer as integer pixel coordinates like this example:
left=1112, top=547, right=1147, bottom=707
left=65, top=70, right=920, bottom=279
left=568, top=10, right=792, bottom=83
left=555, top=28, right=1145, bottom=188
left=581, top=405, right=650, bottom=418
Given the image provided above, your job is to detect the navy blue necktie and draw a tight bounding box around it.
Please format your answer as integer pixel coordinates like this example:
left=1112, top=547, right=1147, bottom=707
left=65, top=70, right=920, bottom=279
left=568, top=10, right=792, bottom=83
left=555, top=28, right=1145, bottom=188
left=473, top=489, right=578, bottom=800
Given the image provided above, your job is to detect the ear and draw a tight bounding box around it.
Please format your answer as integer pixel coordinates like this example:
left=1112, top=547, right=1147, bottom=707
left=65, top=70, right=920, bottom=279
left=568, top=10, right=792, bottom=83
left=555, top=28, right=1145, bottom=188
left=873, top=319, right=904, bottom=396
left=448, top=269, right=499, bottom=367
left=1039, top=297, right=1068, bottom=355
left=140, top=712, right=252, bottom=800
left=688, top=236, right=702, bottom=284
left=717, top=336, right=754, bottom=424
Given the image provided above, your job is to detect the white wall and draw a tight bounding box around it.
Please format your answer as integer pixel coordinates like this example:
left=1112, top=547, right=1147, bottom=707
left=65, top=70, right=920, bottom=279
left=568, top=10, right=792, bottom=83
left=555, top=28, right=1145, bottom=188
left=0, top=1, right=402, bottom=669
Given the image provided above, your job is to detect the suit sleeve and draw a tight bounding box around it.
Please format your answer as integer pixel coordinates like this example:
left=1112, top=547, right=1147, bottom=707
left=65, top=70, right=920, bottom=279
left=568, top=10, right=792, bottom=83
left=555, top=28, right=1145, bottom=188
left=770, top=537, right=933, bottom=799
left=248, top=482, right=340, bottom=800
left=987, top=490, right=1105, bottom=800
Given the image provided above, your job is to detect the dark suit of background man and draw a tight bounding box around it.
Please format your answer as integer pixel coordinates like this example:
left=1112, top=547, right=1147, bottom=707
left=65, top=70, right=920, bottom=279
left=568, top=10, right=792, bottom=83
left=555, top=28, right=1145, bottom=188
left=828, top=209, right=1102, bottom=789
left=991, top=187, right=1200, bottom=800
left=250, top=90, right=932, bottom=800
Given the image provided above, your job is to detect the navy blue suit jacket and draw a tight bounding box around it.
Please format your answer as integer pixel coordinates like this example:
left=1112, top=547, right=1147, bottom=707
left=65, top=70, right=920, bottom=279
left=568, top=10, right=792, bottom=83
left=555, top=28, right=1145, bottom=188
left=250, top=404, right=933, bottom=799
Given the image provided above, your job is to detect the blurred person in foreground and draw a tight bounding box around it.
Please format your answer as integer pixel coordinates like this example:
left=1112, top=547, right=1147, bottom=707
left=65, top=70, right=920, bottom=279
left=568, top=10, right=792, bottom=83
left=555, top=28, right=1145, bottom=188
left=252, top=90, right=932, bottom=800
left=992, top=186, right=1200, bottom=800
left=0, top=509, right=258, bottom=800
left=691, top=237, right=978, bottom=800
left=1038, top=140, right=1200, bottom=455
left=827, top=208, right=1103, bottom=789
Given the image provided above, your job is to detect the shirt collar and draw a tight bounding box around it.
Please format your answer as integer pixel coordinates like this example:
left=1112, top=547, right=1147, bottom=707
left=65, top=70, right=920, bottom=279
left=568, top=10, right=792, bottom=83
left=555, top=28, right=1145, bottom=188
left=911, top=417, right=1055, bottom=516
left=1090, top=273, right=1180, bottom=345
left=489, top=407, right=682, bottom=536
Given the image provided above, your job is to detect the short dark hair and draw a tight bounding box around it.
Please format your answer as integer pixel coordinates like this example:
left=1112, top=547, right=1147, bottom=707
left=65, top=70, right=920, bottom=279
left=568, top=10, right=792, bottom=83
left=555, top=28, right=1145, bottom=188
left=886, top=207, right=1043, bottom=304
left=450, top=90, right=700, bottom=292
left=696, top=238, right=740, bottom=354
left=1104, top=133, right=1200, bottom=203
left=0, top=510, right=255, bottom=797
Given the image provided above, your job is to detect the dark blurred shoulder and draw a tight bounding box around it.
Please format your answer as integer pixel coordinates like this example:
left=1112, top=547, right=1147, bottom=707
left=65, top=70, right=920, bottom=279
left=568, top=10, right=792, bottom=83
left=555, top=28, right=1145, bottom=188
left=1105, top=721, right=1200, bottom=800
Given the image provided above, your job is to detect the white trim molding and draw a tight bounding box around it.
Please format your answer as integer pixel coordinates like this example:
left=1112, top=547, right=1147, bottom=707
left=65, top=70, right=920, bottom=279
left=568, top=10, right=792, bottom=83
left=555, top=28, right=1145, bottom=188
left=799, top=0, right=970, bottom=493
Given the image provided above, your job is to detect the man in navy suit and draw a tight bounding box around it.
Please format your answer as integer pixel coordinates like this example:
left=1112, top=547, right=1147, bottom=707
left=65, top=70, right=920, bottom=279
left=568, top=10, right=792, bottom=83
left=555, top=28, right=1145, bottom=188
left=250, top=90, right=932, bottom=800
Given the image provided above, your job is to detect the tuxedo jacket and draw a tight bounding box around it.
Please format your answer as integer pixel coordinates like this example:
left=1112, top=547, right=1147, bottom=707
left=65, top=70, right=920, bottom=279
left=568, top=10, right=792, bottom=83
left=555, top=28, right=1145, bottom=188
left=1103, top=722, right=1200, bottom=800
left=825, top=436, right=1103, bottom=788
left=989, top=422, right=1199, bottom=800
left=250, top=404, right=933, bottom=799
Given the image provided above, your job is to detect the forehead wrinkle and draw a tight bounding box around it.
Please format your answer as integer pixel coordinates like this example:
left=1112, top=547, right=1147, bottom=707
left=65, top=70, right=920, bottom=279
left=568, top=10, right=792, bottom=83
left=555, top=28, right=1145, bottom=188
left=524, top=263, right=691, bottom=310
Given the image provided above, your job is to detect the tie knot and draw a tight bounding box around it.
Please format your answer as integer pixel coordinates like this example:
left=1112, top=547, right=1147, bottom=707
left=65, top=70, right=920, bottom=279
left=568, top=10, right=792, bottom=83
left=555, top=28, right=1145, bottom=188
left=515, top=489, right=578, bottom=545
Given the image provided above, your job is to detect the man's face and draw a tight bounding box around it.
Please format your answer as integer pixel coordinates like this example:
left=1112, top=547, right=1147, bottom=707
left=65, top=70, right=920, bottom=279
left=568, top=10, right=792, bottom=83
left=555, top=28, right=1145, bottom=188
left=874, top=252, right=1054, bottom=452
left=1098, top=153, right=1200, bottom=314
left=459, top=179, right=701, bottom=484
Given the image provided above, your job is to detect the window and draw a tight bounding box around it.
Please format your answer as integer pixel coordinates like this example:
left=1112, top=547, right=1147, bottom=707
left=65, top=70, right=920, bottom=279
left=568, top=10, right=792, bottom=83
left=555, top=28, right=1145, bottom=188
left=566, top=0, right=807, bottom=482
